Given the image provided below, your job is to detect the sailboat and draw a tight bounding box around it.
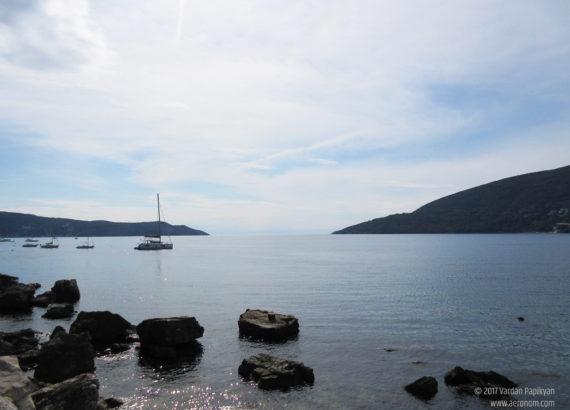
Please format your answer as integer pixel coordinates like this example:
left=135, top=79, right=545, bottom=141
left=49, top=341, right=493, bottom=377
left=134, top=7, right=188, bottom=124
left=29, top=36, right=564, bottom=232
left=40, top=237, right=59, bottom=248
left=134, top=194, right=173, bottom=250
left=76, top=237, right=94, bottom=249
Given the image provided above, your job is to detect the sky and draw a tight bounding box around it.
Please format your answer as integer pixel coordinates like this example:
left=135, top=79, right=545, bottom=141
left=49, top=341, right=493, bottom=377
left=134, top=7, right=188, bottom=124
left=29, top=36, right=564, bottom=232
left=1, top=0, right=569, bottom=234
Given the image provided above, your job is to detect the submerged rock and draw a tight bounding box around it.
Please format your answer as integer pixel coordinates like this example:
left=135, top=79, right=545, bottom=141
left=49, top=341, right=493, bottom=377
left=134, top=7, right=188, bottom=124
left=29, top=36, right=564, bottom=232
left=238, top=309, right=299, bottom=341
left=238, top=353, right=314, bottom=390
left=404, top=376, right=438, bottom=399
left=34, top=329, right=95, bottom=383
left=0, top=355, right=37, bottom=410
left=51, top=279, right=80, bottom=303
left=70, top=311, right=132, bottom=349
left=136, top=316, right=204, bottom=359
left=445, top=366, right=516, bottom=399
left=42, top=304, right=75, bottom=319
left=31, top=373, right=102, bottom=410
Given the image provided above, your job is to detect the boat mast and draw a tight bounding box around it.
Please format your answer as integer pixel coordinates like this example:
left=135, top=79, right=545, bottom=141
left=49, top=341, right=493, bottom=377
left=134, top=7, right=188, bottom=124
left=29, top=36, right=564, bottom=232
left=157, top=193, right=161, bottom=238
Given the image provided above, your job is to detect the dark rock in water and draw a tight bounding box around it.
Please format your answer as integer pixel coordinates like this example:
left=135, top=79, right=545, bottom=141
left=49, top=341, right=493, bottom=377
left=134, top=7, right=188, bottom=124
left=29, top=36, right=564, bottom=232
left=137, top=316, right=204, bottom=359
left=32, top=291, right=55, bottom=308
left=110, top=343, right=130, bottom=354
left=445, top=366, right=516, bottom=399
left=31, top=373, right=102, bottom=410
left=51, top=279, right=80, bottom=303
left=517, top=316, right=525, bottom=322
left=238, top=309, right=299, bottom=341
left=70, top=311, right=131, bottom=348
left=104, top=397, right=124, bottom=408
left=404, top=376, right=438, bottom=399
left=17, top=349, right=40, bottom=371
left=0, top=273, right=19, bottom=290
left=34, top=329, right=95, bottom=383
left=42, top=304, right=75, bottom=319
left=50, top=326, right=66, bottom=340
left=0, top=283, right=39, bottom=313
left=238, top=353, right=314, bottom=390
left=0, top=355, right=37, bottom=409
left=0, top=328, right=40, bottom=370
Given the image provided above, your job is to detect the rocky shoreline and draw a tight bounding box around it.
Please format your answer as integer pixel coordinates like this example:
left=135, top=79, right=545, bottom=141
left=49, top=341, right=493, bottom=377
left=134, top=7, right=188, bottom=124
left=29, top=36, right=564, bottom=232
left=1, top=272, right=523, bottom=408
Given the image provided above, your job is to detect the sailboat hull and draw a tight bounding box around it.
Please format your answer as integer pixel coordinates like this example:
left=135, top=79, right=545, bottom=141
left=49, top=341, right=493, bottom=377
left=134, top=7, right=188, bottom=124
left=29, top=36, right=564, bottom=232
left=134, top=242, right=173, bottom=250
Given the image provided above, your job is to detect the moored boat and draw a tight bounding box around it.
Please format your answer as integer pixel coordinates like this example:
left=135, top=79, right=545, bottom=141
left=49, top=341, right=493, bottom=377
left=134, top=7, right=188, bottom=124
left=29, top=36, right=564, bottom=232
left=135, top=194, right=173, bottom=250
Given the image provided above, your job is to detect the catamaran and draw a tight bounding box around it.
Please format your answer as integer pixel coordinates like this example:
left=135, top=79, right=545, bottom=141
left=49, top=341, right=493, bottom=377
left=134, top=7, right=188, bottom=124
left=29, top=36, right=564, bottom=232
left=134, top=194, right=173, bottom=250
left=40, top=237, right=59, bottom=248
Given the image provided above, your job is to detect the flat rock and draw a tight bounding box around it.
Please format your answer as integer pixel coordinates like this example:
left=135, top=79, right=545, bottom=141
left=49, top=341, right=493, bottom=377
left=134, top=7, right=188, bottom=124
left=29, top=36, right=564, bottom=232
left=51, top=279, right=80, bottom=303
left=0, top=355, right=37, bottom=410
left=42, top=304, right=75, bottom=319
left=445, top=366, right=516, bottom=399
left=238, top=309, right=299, bottom=341
left=70, top=311, right=132, bottom=348
left=238, top=353, right=314, bottom=390
left=136, top=317, right=204, bottom=359
left=404, top=376, right=438, bottom=399
left=34, top=329, right=95, bottom=384
left=31, top=373, right=102, bottom=410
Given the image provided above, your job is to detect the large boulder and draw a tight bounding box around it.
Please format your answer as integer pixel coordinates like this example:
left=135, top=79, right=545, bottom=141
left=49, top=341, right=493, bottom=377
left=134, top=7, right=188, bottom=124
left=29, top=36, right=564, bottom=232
left=445, top=366, right=517, bottom=399
left=0, top=273, right=19, bottom=291
left=34, top=329, right=95, bottom=383
left=238, top=353, right=314, bottom=390
left=136, top=316, right=204, bottom=359
left=43, top=304, right=75, bottom=320
left=0, top=329, right=40, bottom=371
left=32, top=291, right=55, bottom=308
left=404, top=376, right=438, bottom=399
left=0, top=283, right=40, bottom=313
left=51, top=279, right=80, bottom=303
left=31, top=373, right=104, bottom=410
left=70, top=311, right=131, bottom=348
left=238, top=309, right=299, bottom=341
left=0, top=355, right=37, bottom=410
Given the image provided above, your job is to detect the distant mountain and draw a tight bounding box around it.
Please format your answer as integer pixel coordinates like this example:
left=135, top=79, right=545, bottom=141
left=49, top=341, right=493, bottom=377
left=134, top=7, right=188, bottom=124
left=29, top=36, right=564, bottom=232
left=0, top=212, right=209, bottom=237
left=333, top=165, right=570, bottom=234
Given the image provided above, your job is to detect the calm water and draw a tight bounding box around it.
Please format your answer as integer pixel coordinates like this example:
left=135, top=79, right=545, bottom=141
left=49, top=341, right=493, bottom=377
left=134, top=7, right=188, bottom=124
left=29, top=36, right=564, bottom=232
left=0, top=235, right=568, bottom=409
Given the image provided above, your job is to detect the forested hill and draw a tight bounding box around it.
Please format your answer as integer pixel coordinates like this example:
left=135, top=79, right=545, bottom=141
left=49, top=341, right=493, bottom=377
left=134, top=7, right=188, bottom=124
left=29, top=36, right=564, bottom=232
left=0, top=212, right=209, bottom=237
left=333, top=165, right=570, bottom=234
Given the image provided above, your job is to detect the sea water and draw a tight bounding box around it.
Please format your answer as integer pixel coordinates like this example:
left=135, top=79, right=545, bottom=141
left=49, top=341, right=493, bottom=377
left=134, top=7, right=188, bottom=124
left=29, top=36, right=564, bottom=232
left=0, top=234, right=568, bottom=409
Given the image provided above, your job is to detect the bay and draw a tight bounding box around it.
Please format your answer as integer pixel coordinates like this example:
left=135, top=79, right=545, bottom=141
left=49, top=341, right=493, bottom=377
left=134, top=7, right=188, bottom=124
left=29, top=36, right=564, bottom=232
left=0, top=234, right=568, bottom=409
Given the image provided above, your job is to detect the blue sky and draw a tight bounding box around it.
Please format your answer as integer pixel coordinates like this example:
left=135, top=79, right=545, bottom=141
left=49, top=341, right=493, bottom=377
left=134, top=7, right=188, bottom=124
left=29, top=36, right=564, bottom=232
left=1, top=0, right=569, bottom=234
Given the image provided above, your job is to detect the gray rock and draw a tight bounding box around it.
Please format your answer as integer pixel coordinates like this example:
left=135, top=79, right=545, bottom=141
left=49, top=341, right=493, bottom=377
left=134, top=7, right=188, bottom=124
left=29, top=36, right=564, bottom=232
left=70, top=311, right=131, bottom=348
left=404, top=376, right=438, bottom=399
left=31, top=373, right=104, bottom=410
left=0, top=395, right=18, bottom=410
left=104, top=397, right=124, bottom=408
left=445, top=366, right=516, bottom=399
left=32, top=291, right=55, bottom=308
left=0, top=283, right=39, bottom=313
left=238, top=353, right=314, bottom=390
left=0, top=355, right=37, bottom=410
left=34, top=329, right=95, bottom=384
left=42, top=304, right=75, bottom=320
left=238, top=309, right=299, bottom=341
left=0, top=329, right=40, bottom=370
left=136, top=317, right=204, bottom=359
left=51, top=280, right=80, bottom=304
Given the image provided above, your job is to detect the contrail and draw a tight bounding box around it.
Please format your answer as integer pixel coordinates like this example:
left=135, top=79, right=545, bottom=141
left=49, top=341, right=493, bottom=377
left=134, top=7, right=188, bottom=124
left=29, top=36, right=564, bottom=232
left=176, top=0, right=186, bottom=44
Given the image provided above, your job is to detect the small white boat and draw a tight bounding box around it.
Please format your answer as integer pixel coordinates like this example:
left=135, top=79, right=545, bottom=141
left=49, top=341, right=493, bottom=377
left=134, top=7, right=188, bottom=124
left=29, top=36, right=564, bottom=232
left=135, top=194, right=173, bottom=250
left=76, top=237, right=94, bottom=249
left=40, top=238, right=59, bottom=248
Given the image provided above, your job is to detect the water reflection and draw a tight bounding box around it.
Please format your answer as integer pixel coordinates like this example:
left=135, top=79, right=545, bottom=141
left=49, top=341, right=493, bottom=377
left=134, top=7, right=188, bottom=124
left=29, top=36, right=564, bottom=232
left=137, top=341, right=203, bottom=381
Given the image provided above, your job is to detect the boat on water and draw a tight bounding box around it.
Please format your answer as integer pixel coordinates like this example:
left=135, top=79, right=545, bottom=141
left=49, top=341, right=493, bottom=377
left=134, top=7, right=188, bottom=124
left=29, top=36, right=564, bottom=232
left=76, top=237, right=94, bottom=249
left=22, top=243, right=39, bottom=248
left=25, top=239, right=39, bottom=242
left=0, top=237, right=14, bottom=242
left=40, top=238, right=59, bottom=248
left=135, top=194, right=173, bottom=250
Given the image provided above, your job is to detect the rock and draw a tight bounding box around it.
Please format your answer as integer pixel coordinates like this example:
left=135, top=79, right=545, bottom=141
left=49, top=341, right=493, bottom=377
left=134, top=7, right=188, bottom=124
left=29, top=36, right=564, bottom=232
left=104, top=397, right=124, bottom=408
left=0, top=355, right=37, bottom=410
left=17, top=350, right=41, bottom=371
left=0, top=283, right=39, bottom=313
left=136, top=316, right=204, bottom=359
left=42, top=304, right=75, bottom=319
left=0, top=273, right=19, bottom=291
left=34, top=329, right=95, bottom=383
left=238, top=309, right=299, bottom=341
left=0, top=329, right=40, bottom=370
left=31, top=373, right=103, bottom=410
left=110, top=343, right=130, bottom=354
left=238, top=353, right=314, bottom=390
left=517, top=316, right=525, bottom=322
left=32, top=291, right=55, bottom=308
left=70, top=311, right=131, bottom=348
left=51, top=279, right=80, bottom=303
left=50, top=326, right=66, bottom=340
left=404, top=376, right=438, bottom=399
left=0, top=395, right=18, bottom=410
left=445, top=366, right=516, bottom=399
